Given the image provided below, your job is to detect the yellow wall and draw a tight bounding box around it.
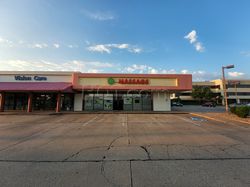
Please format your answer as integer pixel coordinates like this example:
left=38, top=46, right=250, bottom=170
left=79, top=77, right=177, bottom=87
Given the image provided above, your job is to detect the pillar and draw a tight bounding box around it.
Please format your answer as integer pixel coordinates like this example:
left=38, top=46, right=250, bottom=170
left=74, top=93, right=83, bottom=111
left=27, top=93, right=33, bottom=113
left=0, top=92, right=5, bottom=112
left=153, top=92, right=171, bottom=111
left=56, top=93, right=61, bottom=113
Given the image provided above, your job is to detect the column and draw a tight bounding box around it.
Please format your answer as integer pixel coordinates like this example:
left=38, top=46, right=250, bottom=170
left=27, top=93, right=33, bottom=113
left=153, top=92, right=171, bottom=111
left=74, top=93, right=83, bottom=111
left=0, top=92, right=5, bottom=112
left=56, top=92, right=61, bottom=113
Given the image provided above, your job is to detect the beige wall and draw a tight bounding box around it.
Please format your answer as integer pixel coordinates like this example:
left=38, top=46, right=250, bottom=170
left=153, top=92, right=171, bottom=111
left=74, top=94, right=83, bottom=111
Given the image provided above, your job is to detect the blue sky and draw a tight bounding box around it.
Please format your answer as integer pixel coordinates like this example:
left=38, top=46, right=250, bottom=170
left=0, top=0, right=250, bottom=81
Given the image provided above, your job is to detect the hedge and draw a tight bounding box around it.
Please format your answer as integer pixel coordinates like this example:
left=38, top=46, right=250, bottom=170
left=230, top=106, right=250, bottom=118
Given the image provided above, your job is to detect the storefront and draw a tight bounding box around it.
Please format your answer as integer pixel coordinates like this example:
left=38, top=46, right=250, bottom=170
left=0, top=72, right=192, bottom=112
left=82, top=92, right=153, bottom=111
left=72, top=73, right=192, bottom=112
left=0, top=72, right=74, bottom=112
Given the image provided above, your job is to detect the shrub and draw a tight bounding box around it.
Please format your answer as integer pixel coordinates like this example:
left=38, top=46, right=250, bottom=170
left=230, top=106, right=236, bottom=114
left=235, top=106, right=250, bottom=118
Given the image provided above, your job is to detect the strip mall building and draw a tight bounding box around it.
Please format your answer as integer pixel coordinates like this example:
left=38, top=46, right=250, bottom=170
left=0, top=71, right=192, bottom=112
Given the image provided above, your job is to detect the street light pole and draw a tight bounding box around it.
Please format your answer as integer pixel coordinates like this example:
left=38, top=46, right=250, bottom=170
left=222, top=64, right=235, bottom=112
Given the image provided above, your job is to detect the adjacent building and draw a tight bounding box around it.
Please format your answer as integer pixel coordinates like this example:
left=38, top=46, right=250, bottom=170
left=175, top=79, right=250, bottom=105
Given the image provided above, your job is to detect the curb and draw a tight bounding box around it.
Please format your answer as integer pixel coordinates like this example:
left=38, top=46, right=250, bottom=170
left=57, top=112, right=189, bottom=115
left=190, top=113, right=250, bottom=125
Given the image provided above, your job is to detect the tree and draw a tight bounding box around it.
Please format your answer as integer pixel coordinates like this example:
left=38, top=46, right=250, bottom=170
left=191, top=86, right=213, bottom=104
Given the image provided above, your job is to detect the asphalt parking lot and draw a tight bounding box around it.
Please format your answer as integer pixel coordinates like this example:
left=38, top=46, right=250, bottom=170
left=0, top=113, right=250, bottom=187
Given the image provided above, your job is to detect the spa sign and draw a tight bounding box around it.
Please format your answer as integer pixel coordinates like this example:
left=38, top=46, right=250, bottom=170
left=108, top=77, right=149, bottom=85
left=14, top=75, right=47, bottom=81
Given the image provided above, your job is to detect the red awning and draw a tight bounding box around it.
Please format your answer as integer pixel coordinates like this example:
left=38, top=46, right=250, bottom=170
left=0, top=82, right=73, bottom=92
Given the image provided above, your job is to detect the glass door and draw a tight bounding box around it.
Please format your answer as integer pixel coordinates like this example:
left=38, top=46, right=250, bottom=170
left=104, top=94, right=113, bottom=111
left=94, top=94, right=104, bottom=110
left=133, top=94, right=142, bottom=111
left=84, top=94, right=94, bottom=111
left=123, top=94, right=133, bottom=111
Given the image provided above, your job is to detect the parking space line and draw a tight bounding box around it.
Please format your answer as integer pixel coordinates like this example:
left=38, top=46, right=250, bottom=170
left=82, top=114, right=102, bottom=127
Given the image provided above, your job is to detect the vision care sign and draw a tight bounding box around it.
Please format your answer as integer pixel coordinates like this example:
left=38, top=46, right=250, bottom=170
left=14, top=75, right=47, bottom=81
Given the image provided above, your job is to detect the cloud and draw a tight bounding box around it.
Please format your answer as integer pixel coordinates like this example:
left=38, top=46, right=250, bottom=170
left=181, top=69, right=189, bottom=74
left=1, top=60, right=247, bottom=82
left=53, top=43, right=60, bottom=48
left=122, top=65, right=224, bottom=81
left=0, top=36, right=79, bottom=49
left=123, top=64, right=148, bottom=73
left=194, top=42, right=205, bottom=52
left=115, top=44, right=129, bottom=49
left=228, top=71, right=245, bottom=78
left=68, top=44, right=78, bottom=48
left=128, top=47, right=142, bottom=54
left=82, top=9, right=115, bottom=21
left=184, top=30, right=197, bottom=44
left=191, top=71, right=219, bottom=81
left=184, top=30, right=205, bottom=52
left=240, top=51, right=250, bottom=57
left=0, top=60, right=115, bottom=73
left=0, top=36, right=13, bottom=47
left=87, top=43, right=142, bottom=54
left=31, top=43, right=48, bottom=49
left=122, top=64, right=176, bottom=74
left=87, top=44, right=111, bottom=53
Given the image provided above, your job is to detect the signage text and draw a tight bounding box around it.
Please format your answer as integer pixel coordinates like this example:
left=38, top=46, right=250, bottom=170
left=14, top=75, right=47, bottom=81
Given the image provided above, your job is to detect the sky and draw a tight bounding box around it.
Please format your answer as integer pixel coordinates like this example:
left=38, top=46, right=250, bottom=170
left=0, top=0, right=250, bottom=81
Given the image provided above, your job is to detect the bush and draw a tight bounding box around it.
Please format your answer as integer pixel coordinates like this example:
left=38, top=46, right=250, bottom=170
left=230, top=106, right=236, bottom=114
left=235, top=106, right=250, bottom=118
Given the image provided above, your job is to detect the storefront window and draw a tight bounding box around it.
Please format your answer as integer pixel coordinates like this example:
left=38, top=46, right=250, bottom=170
left=104, top=94, right=113, bottom=111
left=94, top=94, right=104, bottom=110
left=82, top=92, right=152, bottom=111
left=123, top=94, right=133, bottom=111
left=61, top=94, right=74, bottom=111
left=33, top=93, right=57, bottom=111
left=4, top=93, right=28, bottom=111
left=84, top=94, right=94, bottom=111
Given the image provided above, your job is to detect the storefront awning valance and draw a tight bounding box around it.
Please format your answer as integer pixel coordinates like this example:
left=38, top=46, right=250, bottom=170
left=0, top=82, right=73, bottom=92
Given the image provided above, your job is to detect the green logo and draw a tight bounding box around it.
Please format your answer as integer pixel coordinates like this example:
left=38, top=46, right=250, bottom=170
left=108, top=77, right=115, bottom=85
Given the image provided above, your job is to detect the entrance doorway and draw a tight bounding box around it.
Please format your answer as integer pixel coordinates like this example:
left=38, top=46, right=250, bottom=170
left=113, top=94, right=123, bottom=110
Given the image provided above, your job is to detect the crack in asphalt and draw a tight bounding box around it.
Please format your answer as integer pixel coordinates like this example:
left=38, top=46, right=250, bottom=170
left=140, top=146, right=151, bottom=160
left=129, top=161, right=133, bottom=187
left=107, top=136, right=124, bottom=150
left=126, top=114, right=130, bottom=145
left=63, top=151, right=81, bottom=161
left=61, top=146, right=107, bottom=161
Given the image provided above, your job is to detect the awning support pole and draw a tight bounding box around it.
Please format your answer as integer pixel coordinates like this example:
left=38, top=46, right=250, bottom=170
left=27, top=93, right=33, bottom=113
left=0, top=92, right=5, bottom=112
left=56, top=92, right=61, bottom=113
